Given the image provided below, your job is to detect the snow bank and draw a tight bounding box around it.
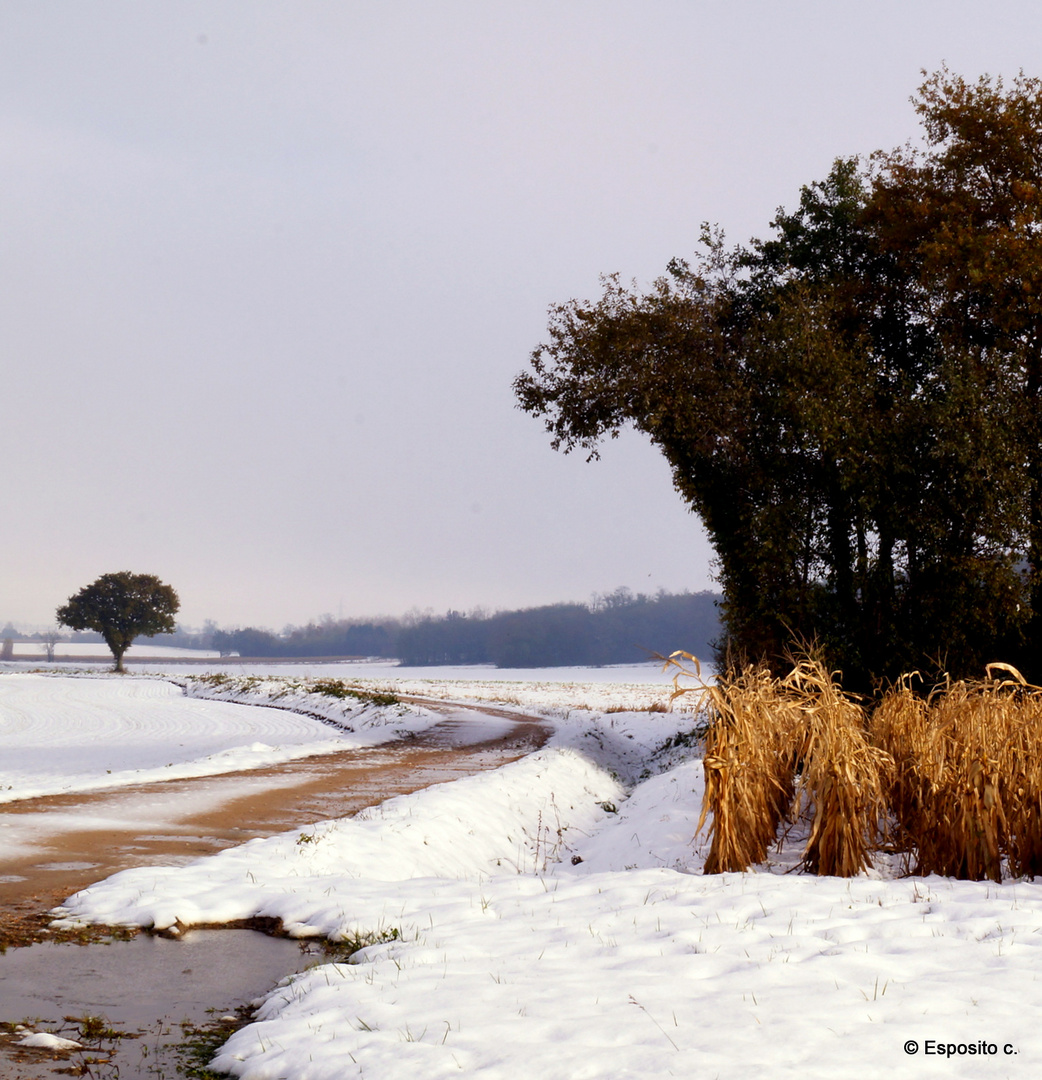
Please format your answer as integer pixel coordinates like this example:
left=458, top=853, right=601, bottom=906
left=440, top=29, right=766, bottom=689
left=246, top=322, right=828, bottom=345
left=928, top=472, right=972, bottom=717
left=211, top=871, right=1042, bottom=1080
left=53, top=746, right=623, bottom=932
left=177, top=672, right=432, bottom=739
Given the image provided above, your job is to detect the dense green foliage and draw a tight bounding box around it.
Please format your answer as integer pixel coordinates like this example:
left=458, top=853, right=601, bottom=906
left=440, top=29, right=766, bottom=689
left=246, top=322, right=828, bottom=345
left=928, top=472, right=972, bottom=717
left=515, top=69, right=1042, bottom=687
left=56, top=571, right=180, bottom=672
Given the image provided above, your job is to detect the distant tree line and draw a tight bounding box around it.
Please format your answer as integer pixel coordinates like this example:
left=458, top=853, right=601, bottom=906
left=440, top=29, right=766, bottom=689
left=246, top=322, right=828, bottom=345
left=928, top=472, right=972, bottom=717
left=204, top=589, right=721, bottom=667
left=1, top=590, right=721, bottom=667
left=207, top=619, right=397, bottom=659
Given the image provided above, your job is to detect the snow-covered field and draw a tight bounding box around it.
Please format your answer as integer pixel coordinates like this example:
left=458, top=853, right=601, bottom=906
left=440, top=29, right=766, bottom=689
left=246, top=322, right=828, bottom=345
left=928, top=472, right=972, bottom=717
left=6, top=667, right=1040, bottom=1078
left=133, top=659, right=694, bottom=712
left=0, top=673, right=441, bottom=805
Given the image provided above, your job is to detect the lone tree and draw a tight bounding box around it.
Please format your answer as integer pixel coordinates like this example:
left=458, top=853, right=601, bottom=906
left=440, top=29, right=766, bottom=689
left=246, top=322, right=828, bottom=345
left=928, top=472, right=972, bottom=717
left=515, top=69, right=1042, bottom=688
left=57, top=571, right=180, bottom=672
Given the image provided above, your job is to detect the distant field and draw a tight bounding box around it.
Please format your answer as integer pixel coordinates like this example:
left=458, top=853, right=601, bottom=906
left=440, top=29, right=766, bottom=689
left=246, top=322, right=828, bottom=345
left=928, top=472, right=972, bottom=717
left=8, top=642, right=222, bottom=659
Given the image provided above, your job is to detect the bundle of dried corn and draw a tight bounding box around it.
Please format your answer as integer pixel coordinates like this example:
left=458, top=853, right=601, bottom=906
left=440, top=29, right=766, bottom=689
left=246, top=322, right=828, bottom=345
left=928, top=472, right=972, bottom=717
left=997, top=672, right=1042, bottom=879
left=667, top=654, right=799, bottom=873
left=669, top=654, right=890, bottom=877
left=868, top=675, right=935, bottom=866
left=870, top=664, right=1042, bottom=881
left=784, top=661, right=893, bottom=877
left=670, top=653, right=1042, bottom=881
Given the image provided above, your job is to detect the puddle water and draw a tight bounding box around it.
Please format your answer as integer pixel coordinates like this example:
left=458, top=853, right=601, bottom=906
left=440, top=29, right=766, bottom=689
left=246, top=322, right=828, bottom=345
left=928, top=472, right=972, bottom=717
left=0, top=706, right=551, bottom=1075
left=0, top=929, right=319, bottom=1078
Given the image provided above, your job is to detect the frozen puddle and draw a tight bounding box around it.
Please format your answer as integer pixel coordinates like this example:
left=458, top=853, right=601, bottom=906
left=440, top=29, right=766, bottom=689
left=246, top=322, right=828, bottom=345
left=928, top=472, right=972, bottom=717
left=0, top=929, right=320, bottom=1078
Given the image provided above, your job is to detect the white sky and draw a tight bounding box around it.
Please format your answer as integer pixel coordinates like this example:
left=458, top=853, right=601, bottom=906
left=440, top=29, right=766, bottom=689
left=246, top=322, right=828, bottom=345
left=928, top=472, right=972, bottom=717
left=0, top=1, right=1036, bottom=629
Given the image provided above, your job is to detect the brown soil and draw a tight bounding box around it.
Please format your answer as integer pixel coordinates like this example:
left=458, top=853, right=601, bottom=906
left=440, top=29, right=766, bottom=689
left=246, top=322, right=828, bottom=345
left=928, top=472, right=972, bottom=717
left=0, top=701, right=549, bottom=950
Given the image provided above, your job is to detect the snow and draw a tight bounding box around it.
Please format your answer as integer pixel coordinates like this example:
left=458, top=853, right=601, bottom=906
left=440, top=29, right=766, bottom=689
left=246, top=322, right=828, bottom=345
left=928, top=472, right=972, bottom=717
left=133, top=660, right=695, bottom=712
left=53, top=748, right=624, bottom=930
left=0, top=673, right=440, bottom=805
left=13, top=666, right=1040, bottom=1077
left=205, top=872, right=1038, bottom=1080
left=187, top=660, right=681, bottom=684
left=16, top=1031, right=82, bottom=1050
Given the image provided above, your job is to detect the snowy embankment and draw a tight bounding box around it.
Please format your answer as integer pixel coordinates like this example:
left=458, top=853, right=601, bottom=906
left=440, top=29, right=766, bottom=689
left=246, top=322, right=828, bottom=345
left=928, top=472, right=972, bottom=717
left=52, top=684, right=1042, bottom=1080
left=0, top=673, right=438, bottom=804
left=348, top=663, right=688, bottom=713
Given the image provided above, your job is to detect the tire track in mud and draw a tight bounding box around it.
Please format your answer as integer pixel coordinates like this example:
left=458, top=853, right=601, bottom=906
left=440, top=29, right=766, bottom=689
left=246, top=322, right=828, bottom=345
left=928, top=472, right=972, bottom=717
left=0, top=698, right=550, bottom=947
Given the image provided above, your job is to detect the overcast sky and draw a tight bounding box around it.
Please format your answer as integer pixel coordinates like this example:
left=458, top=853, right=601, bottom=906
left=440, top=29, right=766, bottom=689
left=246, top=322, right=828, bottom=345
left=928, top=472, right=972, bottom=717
left=0, top=2, right=1038, bottom=629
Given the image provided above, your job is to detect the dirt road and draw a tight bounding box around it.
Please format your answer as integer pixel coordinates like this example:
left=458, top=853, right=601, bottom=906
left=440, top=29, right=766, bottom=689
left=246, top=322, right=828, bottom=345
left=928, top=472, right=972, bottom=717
left=0, top=700, right=549, bottom=947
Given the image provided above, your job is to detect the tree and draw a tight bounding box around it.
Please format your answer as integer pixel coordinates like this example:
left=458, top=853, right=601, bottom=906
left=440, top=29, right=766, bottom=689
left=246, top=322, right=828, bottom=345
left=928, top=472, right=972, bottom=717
left=40, top=627, right=62, bottom=663
left=869, top=67, right=1042, bottom=672
left=515, top=72, right=1040, bottom=687
left=56, top=572, right=180, bottom=672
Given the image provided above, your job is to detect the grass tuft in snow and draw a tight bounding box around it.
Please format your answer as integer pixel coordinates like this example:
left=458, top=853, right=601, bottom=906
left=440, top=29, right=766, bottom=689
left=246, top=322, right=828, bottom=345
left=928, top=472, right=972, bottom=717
left=323, top=926, right=402, bottom=961
left=190, top=672, right=399, bottom=709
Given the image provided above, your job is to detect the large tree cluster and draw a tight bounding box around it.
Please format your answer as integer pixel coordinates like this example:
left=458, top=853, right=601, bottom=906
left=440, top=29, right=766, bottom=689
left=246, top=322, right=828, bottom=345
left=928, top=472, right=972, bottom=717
left=515, top=70, right=1042, bottom=686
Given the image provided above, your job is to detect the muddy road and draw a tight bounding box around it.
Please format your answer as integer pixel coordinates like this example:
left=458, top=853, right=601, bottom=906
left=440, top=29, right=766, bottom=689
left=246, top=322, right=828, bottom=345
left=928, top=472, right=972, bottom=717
left=0, top=700, right=549, bottom=947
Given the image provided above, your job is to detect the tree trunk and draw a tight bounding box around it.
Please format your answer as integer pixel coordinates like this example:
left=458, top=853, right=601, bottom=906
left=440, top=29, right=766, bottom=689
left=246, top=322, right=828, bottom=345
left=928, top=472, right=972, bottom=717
left=1024, top=349, right=1042, bottom=682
